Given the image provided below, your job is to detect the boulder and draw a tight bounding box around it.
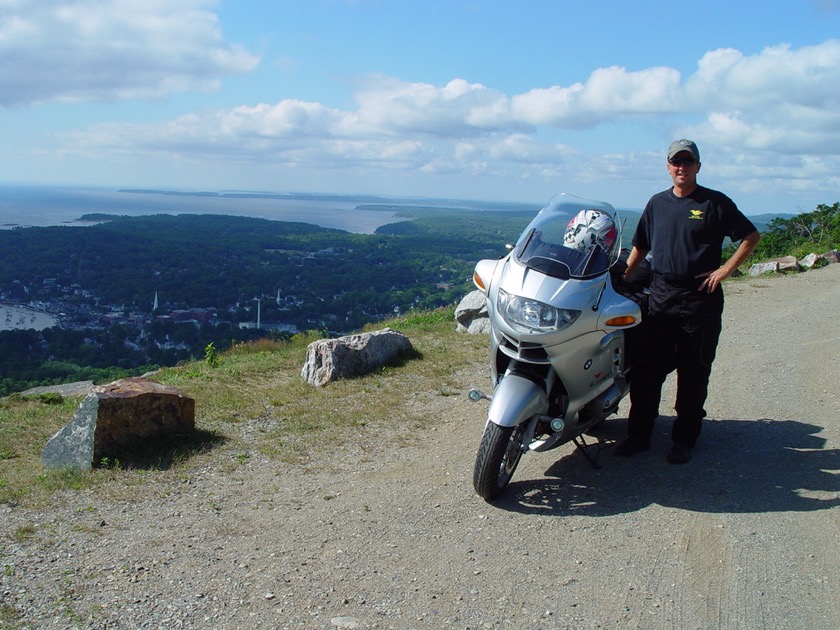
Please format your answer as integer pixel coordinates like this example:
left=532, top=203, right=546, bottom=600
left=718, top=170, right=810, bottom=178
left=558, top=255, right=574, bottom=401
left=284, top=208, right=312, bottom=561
left=773, top=255, right=801, bottom=272
left=800, top=253, right=820, bottom=269
left=751, top=255, right=806, bottom=276
left=455, top=290, right=490, bottom=334
left=822, top=249, right=840, bottom=264
left=300, top=328, right=414, bottom=387
left=749, top=261, right=780, bottom=276
left=21, top=381, right=94, bottom=398
left=41, top=377, right=195, bottom=470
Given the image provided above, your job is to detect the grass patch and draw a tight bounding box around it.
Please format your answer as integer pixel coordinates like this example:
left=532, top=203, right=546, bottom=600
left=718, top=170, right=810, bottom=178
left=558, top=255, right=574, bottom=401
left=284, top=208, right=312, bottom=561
left=10, top=523, right=37, bottom=543
left=0, top=394, right=81, bottom=505
left=0, top=309, right=487, bottom=506
left=383, top=307, right=456, bottom=331
left=0, top=602, right=21, bottom=625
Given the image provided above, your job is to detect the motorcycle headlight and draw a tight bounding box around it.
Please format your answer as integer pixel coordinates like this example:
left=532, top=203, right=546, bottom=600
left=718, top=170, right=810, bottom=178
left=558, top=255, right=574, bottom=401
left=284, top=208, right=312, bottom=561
left=497, top=289, right=580, bottom=334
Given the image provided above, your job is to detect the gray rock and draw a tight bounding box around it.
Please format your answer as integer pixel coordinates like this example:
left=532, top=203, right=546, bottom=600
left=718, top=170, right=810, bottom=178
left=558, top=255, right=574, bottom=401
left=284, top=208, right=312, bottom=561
left=41, top=377, right=195, bottom=470
left=749, top=261, right=780, bottom=276
left=751, top=255, right=801, bottom=276
left=464, top=317, right=492, bottom=334
left=300, top=328, right=414, bottom=386
left=19, top=381, right=94, bottom=398
left=41, top=394, right=101, bottom=470
left=750, top=252, right=836, bottom=276
left=800, top=253, right=820, bottom=269
left=455, top=290, right=489, bottom=334
left=773, top=255, right=801, bottom=272
left=822, top=249, right=840, bottom=263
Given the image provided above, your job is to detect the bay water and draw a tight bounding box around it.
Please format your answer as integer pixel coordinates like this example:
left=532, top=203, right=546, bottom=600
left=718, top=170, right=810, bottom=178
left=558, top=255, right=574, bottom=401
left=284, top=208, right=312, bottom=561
left=0, top=185, right=412, bottom=331
left=0, top=185, right=409, bottom=234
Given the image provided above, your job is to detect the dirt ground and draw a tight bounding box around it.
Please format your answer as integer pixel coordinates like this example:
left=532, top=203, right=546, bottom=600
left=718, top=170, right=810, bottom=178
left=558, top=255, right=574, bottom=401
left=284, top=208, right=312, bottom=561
left=2, top=265, right=839, bottom=629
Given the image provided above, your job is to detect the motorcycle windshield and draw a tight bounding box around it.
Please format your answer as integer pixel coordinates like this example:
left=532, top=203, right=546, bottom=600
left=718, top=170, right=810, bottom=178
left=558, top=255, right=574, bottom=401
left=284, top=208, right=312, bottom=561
left=514, top=193, right=622, bottom=280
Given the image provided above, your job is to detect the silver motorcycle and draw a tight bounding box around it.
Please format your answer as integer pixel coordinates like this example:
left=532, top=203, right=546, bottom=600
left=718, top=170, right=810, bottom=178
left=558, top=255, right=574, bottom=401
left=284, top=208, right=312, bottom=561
left=469, top=193, right=643, bottom=500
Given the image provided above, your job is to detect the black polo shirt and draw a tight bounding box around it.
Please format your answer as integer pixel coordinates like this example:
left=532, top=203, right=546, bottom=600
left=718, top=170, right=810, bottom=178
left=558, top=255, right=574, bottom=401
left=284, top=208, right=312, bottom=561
left=633, top=185, right=757, bottom=279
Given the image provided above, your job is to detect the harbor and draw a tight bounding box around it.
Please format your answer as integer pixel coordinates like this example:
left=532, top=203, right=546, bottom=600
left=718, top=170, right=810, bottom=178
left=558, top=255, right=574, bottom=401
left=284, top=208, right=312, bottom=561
left=0, top=303, right=59, bottom=331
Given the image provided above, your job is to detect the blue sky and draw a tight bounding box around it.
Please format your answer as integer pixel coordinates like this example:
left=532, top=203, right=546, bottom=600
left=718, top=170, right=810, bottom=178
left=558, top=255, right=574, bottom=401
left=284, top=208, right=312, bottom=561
left=2, top=0, right=840, bottom=215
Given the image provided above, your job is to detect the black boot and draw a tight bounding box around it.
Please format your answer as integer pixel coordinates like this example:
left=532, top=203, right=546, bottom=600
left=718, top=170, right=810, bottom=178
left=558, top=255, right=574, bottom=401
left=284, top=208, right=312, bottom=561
left=614, top=436, right=650, bottom=456
left=666, top=442, right=692, bottom=464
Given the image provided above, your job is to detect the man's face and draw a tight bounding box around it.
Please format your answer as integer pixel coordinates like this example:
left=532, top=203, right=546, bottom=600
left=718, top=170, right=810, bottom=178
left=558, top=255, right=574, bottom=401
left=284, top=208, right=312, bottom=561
left=667, top=150, right=700, bottom=187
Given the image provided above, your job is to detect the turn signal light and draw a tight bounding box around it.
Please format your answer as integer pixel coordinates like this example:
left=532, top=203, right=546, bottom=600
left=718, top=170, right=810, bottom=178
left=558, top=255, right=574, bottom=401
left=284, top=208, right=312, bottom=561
left=604, top=315, right=637, bottom=327
left=473, top=272, right=487, bottom=290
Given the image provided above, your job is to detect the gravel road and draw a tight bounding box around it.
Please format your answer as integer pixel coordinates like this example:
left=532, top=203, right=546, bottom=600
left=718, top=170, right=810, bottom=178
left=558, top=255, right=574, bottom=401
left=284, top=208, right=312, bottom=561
left=2, top=265, right=839, bottom=629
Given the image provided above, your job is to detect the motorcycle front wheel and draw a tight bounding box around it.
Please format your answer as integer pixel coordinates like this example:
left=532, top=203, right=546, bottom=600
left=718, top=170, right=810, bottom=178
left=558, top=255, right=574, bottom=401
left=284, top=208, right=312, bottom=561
left=472, top=422, right=526, bottom=500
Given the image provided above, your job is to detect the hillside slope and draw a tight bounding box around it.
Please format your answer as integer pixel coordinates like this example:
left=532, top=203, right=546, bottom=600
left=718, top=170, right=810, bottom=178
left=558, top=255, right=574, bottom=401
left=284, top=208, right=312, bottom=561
left=2, top=266, right=839, bottom=628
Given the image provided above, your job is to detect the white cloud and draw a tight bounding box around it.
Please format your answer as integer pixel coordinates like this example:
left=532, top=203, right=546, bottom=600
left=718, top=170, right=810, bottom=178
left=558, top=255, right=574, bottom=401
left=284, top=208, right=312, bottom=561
left=688, top=41, right=840, bottom=110
left=511, top=65, right=683, bottom=126
left=349, top=75, right=520, bottom=136
left=44, top=38, right=840, bottom=209
left=0, top=0, right=259, bottom=106
left=685, top=41, right=840, bottom=155
left=219, top=101, right=348, bottom=139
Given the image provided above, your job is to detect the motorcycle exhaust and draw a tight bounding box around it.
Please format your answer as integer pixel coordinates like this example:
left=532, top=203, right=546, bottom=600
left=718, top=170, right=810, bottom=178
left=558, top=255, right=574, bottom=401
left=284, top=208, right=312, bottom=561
left=600, top=381, right=625, bottom=414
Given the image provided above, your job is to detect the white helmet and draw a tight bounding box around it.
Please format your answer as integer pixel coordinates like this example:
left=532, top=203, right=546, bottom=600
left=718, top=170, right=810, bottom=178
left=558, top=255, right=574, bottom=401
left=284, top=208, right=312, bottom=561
left=563, top=209, right=617, bottom=254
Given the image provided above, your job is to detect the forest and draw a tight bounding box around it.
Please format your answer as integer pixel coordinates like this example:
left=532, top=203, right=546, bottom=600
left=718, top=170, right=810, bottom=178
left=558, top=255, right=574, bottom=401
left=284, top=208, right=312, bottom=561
left=0, top=205, right=539, bottom=395
left=0, top=207, right=549, bottom=318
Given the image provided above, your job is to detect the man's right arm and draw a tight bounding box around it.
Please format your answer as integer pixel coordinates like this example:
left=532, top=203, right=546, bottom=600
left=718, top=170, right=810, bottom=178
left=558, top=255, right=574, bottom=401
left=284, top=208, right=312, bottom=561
left=623, top=246, right=649, bottom=279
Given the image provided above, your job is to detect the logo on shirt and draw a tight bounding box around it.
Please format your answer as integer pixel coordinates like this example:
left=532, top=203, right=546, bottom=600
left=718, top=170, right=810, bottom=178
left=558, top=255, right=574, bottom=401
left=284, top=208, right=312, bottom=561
left=689, top=209, right=704, bottom=220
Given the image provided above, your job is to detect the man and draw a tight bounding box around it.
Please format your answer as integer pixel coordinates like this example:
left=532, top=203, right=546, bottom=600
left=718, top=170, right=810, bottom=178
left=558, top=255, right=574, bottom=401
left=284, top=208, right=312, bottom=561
left=616, top=139, right=761, bottom=464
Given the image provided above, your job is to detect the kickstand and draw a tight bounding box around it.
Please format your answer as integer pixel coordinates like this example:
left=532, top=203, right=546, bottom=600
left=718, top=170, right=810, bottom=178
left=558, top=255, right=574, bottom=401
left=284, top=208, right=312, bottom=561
left=573, top=434, right=613, bottom=469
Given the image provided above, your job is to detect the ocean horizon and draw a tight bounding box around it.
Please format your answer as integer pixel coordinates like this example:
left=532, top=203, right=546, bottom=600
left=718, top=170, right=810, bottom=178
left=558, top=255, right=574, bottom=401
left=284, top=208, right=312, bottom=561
left=0, top=184, right=539, bottom=234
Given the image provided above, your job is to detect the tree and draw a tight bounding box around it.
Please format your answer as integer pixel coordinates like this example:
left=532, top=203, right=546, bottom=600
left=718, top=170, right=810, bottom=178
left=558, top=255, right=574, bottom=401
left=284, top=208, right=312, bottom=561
left=750, top=202, right=840, bottom=261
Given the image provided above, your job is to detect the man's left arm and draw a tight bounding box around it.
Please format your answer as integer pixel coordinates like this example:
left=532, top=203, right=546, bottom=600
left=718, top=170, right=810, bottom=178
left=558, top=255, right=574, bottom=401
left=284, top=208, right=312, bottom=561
left=697, top=230, right=761, bottom=293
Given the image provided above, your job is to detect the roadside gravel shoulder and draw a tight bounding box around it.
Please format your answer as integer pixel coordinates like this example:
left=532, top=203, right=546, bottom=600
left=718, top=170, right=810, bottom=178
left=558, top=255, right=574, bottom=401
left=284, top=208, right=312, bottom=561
left=2, top=266, right=839, bottom=629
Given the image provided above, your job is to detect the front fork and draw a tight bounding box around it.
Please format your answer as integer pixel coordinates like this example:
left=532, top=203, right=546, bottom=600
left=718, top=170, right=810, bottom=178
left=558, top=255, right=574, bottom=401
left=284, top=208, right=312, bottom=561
left=469, top=365, right=561, bottom=451
left=469, top=364, right=611, bottom=464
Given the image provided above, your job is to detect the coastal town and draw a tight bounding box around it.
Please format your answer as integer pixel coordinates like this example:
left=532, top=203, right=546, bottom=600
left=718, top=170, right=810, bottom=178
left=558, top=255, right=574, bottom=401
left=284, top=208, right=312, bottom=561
left=0, top=209, right=479, bottom=395
left=0, top=293, right=301, bottom=396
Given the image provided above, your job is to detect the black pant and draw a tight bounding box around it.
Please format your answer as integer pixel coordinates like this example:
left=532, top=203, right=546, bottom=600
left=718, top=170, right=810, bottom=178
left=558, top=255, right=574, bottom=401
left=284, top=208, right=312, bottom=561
left=627, top=275, right=723, bottom=447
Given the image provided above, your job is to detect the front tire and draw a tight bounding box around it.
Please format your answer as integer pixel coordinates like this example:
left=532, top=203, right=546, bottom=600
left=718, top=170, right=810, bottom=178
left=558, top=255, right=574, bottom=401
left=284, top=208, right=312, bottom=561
left=473, top=422, right=526, bottom=500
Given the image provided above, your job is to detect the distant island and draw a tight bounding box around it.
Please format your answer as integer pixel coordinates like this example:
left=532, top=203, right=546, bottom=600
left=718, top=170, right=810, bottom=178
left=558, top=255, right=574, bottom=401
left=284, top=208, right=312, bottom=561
left=118, top=187, right=532, bottom=211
